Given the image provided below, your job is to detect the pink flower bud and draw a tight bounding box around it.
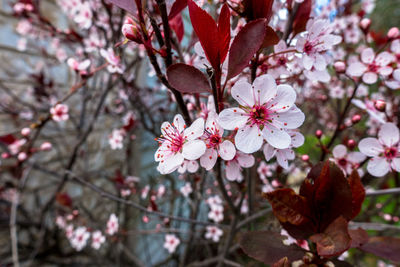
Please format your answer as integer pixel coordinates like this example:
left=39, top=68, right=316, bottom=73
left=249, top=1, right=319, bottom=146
left=351, top=114, right=361, bottom=124
left=334, top=61, right=346, bottom=73
left=387, top=27, right=399, bottom=39
left=40, top=142, right=52, bottom=151
left=347, top=139, right=356, bottom=149
left=301, top=154, right=309, bottom=161
left=374, top=99, right=386, bottom=112
left=2, top=152, right=10, bottom=159
left=18, top=152, right=27, bottom=161
left=360, top=18, right=371, bottom=30
left=122, top=24, right=140, bottom=42
left=21, top=127, right=31, bottom=136
left=315, top=129, right=323, bottom=139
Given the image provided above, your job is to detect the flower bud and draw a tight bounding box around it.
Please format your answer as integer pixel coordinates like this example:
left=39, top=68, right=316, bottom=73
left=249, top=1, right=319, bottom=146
left=315, top=129, right=323, bottom=139
left=387, top=27, right=399, bottom=39
left=18, top=152, right=27, bottom=161
left=40, top=142, right=52, bottom=151
left=334, top=61, right=346, bottom=73
left=347, top=139, right=356, bottom=149
left=351, top=114, right=361, bottom=124
left=301, top=154, right=309, bottom=161
left=21, top=127, right=30, bottom=136
left=360, top=18, right=371, bottom=30
left=122, top=23, right=141, bottom=43
left=374, top=99, right=386, bottom=112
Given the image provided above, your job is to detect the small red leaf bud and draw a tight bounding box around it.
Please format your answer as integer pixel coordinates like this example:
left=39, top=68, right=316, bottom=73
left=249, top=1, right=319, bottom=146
left=347, top=139, right=356, bottom=149
left=374, top=99, right=386, bottom=112
left=351, top=114, right=361, bottom=124
left=315, top=129, right=323, bottom=139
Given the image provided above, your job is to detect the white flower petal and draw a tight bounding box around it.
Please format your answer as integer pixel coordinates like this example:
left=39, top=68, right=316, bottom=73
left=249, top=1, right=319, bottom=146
left=378, top=123, right=399, bottom=147
left=348, top=152, right=366, bottom=163
left=173, top=114, right=186, bottom=133
left=362, top=72, right=378, bottom=84
left=268, top=84, right=297, bottom=112
left=158, top=153, right=184, bottom=174
left=182, top=140, right=206, bottom=160
left=361, top=48, right=375, bottom=64
left=375, top=52, right=395, bottom=66
left=359, top=137, right=384, bottom=157
left=367, top=157, right=390, bottom=177
left=218, top=140, right=236, bottom=161
left=263, top=143, right=276, bottom=161
left=235, top=125, right=264, bottom=153
left=231, top=80, right=255, bottom=107
left=200, top=148, right=218, bottom=170
left=262, top=124, right=291, bottom=149
left=226, top=161, right=240, bottom=181
left=290, top=131, right=305, bottom=148
left=236, top=152, right=255, bottom=168
left=391, top=158, right=400, bottom=172
left=272, top=105, right=305, bottom=129
left=218, top=108, right=248, bottom=130
left=333, top=144, right=347, bottom=159
left=346, top=62, right=367, bottom=77
left=252, top=74, right=277, bottom=105
left=184, top=117, right=204, bottom=140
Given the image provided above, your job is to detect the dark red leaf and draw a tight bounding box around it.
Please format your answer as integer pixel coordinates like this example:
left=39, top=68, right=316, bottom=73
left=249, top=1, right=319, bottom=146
left=244, top=0, right=274, bottom=23
left=292, top=0, right=311, bottom=36
left=169, top=14, right=184, bottom=42
left=310, top=216, right=351, bottom=258
left=261, top=25, right=280, bottom=48
left=266, top=188, right=315, bottom=239
left=167, top=63, right=211, bottom=93
left=188, top=0, right=220, bottom=70
left=348, top=170, right=365, bottom=219
left=300, top=161, right=353, bottom=231
left=217, top=4, right=231, bottom=63
left=227, top=19, right=267, bottom=80
left=107, top=0, right=137, bottom=15
left=168, top=0, right=187, bottom=20
left=0, top=134, right=16, bottom=145
left=349, top=228, right=369, bottom=248
left=56, top=193, right=72, bottom=208
left=359, top=236, right=400, bottom=262
left=240, top=231, right=305, bottom=264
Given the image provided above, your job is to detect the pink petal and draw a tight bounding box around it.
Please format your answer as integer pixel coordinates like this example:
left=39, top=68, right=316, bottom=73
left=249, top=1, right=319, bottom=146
left=231, top=80, right=255, bottom=107
left=262, top=124, right=291, bottom=149
left=367, top=157, right=390, bottom=177
left=362, top=72, right=378, bottom=84
left=333, top=144, right=347, bottom=159
left=200, top=148, right=218, bottom=170
left=361, top=48, right=375, bottom=64
left=359, top=137, right=384, bottom=157
left=378, top=123, right=399, bottom=147
left=252, top=74, right=277, bottom=105
left=235, top=125, right=263, bottom=153
left=218, top=140, right=236, bottom=161
left=182, top=140, right=206, bottom=160
left=184, top=117, right=204, bottom=140
left=268, top=84, right=296, bottom=113
left=218, top=108, right=247, bottom=130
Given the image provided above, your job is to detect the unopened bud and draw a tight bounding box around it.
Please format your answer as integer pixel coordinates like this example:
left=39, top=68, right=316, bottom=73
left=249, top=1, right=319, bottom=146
left=360, top=18, right=371, bottom=30
left=40, top=142, right=52, bottom=151
left=374, top=99, right=386, bottom=112
left=21, top=127, right=30, bottom=136
left=18, top=152, right=27, bottom=161
left=301, top=154, right=310, bottom=161
left=122, top=23, right=140, bottom=42
left=334, top=61, right=346, bottom=73
left=352, top=114, right=361, bottom=124
left=387, top=27, right=399, bottom=39
left=347, top=139, right=356, bottom=149
left=315, top=129, right=323, bottom=139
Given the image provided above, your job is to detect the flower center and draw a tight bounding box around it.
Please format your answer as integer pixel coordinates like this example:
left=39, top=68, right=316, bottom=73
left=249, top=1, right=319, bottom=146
left=338, top=158, right=347, bottom=167
left=249, top=105, right=269, bottom=126
left=278, top=57, right=287, bottom=65
left=304, top=41, right=314, bottom=54
left=367, top=63, right=378, bottom=73
left=384, top=147, right=397, bottom=159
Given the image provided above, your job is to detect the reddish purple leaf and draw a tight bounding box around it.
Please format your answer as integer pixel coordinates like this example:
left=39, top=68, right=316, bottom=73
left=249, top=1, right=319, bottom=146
left=348, top=170, right=365, bottom=219
left=266, top=188, right=315, bottom=239
left=300, top=161, right=353, bottom=231
left=188, top=0, right=220, bottom=70
left=168, top=0, right=187, bottom=20
left=107, top=0, right=137, bottom=15
left=217, top=4, right=231, bottom=63
left=261, top=26, right=280, bottom=48
left=310, top=216, right=351, bottom=258
left=0, top=134, right=16, bottom=145
left=240, top=231, right=305, bottom=264
left=359, top=236, right=400, bottom=262
left=170, top=14, right=184, bottom=42
left=243, top=0, right=274, bottom=22
left=349, top=228, right=369, bottom=248
left=227, top=19, right=267, bottom=80
left=292, top=0, right=311, bottom=36
left=272, top=257, right=290, bottom=267
left=167, top=63, right=211, bottom=93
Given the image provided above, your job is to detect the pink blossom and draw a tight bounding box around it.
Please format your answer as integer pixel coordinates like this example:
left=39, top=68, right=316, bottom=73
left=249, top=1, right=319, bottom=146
left=359, top=123, right=400, bottom=177
left=109, top=129, right=124, bottom=150
left=180, top=182, right=193, bottom=197
left=208, top=204, right=224, bottom=222
left=70, top=226, right=90, bottom=251
left=225, top=151, right=255, bottom=182
left=331, top=144, right=366, bottom=175
left=219, top=74, right=305, bottom=152
left=100, top=48, right=123, bottom=74
left=296, top=19, right=342, bottom=71
left=263, top=131, right=304, bottom=170
left=164, top=234, right=180, bottom=253
left=67, top=58, right=91, bottom=72
left=106, top=213, right=119, bottom=236
left=50, top=104, right=69, bottom=122
left=155, top=114, right=206, bottom=174
left=91, top=230, right=105, bottom=250
left=178, top=160, right=199, bottom=173
left=205, top=226, right=223, bottom=242
left=200, top=111, right=235, bottom=170
left=347, top=48, right=395, bottom=84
